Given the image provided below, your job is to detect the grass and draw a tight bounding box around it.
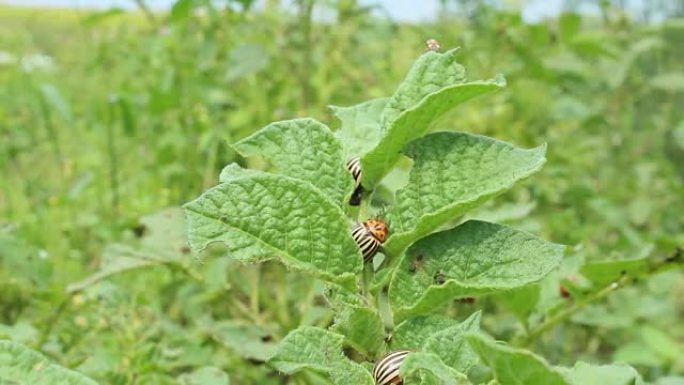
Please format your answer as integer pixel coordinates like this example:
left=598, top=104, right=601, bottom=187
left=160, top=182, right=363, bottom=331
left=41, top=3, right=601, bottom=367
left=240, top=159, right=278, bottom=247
left=0, top=2, right=683, bottom=383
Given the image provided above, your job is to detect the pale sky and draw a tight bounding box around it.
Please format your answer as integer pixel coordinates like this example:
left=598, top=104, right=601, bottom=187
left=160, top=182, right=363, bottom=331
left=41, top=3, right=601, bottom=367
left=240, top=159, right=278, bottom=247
left=0, top=0, right=654, bottom=23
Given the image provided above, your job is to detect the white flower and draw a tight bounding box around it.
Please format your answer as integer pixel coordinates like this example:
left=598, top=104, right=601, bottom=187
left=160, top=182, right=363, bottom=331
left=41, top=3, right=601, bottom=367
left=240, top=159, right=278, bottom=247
left=20, top=53, right=55, bottom=73
left=0, top=50, right=16, bottom=66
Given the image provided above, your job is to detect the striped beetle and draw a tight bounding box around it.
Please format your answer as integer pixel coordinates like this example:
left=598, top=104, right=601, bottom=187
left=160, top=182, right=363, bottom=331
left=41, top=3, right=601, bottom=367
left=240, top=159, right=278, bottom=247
left=373, top=350, right=411, bottom=385
left=346, top=157, right=364, bottom=206
left=351, top=219, right=389, bottom=263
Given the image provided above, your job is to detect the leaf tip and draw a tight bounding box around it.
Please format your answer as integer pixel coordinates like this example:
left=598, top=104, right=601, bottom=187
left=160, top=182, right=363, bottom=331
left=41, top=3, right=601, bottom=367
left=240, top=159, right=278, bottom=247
left=444, top=46, right=461, bottom=56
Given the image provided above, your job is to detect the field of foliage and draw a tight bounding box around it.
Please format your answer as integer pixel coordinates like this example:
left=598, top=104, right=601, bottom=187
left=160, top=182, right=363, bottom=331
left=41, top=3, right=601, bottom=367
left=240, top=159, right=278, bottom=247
left=0, top=1, right=683, bottom=384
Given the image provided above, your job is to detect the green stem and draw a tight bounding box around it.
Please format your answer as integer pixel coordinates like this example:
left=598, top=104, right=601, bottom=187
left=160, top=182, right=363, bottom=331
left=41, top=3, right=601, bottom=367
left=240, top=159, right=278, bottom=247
left=37, top=293, right=74, bottom=349
left=517, top=277, right=626, bottom=347
left=38, top=95, right=63, bottom=170
left=296, top=0, right=315, bottom=109
left=171, top=261, right=205, bottom=283
left=106, top=104, right=120, bottom=214
left=516, top=247, right=683, bottom=347
left=298, top=277, right=320, bottom=327
left=250, top=267, right=262, bottom=323
left=202, top=131, right=220, bottom=190
left=358, top=193, right=370, bottom=220
left=276, top=268, right=292, bottom=327
left=133, top=0, right=157, bottom=25
left=361, top=262, right=374, bottom=298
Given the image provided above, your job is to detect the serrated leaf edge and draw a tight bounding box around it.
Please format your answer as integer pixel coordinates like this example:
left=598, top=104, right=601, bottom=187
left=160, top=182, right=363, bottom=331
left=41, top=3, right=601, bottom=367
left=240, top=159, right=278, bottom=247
left=183, top=173, right=362, bottom=287
left=361, top=76, right=507, bottom=187
left=385, top=140, right=548, bottom=255
left=466, top=332, right=571, bottom=384
left=389, top=221, right=565, bottom=320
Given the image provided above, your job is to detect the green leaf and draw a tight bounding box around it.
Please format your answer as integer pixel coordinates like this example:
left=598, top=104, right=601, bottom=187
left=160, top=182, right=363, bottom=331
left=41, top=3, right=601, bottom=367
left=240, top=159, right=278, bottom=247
left=0, top=235, right=52, bottom=289
left=468, top=201, right=537, bottom=224
left=614, top=341, right=664, bottom=367
left=392, top=312, right=480, bottom=374
left=466, top=333, right=570, bottom=385
left=324, top=283, right=368, bottom=308
left=204, top=320, right=278, bottom=362
left=422, top=311, right=481, bottom=373
left=136, top=207, right=190, bottom=259
left=332, top=98, right=387, bottom=158
left=325, top=284, right=384, bottom=357
left=656, top=377, right=684, bottom=385
left=389, top=220, right=564, bottom=319
left=400, top=352, right=471, bottom=385
left=178, top=366, right=230, bottom=385
left=66, top=208, right=189, bottom=293
left=380, top=49, right=467, bottom=127
left=184, top=174, right=362, bottom=288
left=385, top=132, right=547, bottom=254
left=0, top=322, right=38, bottom=345
left=361, top=71, right=505, bottom=187
left=40, top=84, right=72, bottom=121
left=495, top=284, right=541, bottom=322
left=391, top=315, right=461, bottom=350
left=559, top=13, right=581, bottom=41
left=226, top=43, right=270, bottom=82
left=233, top=118, right=353, bottom=204
left=639, top=325, right=684, bottom=363
left=82, top=7, right=125, bottom=25
left=65, top=245, right=159, bottom=294
left=587, top=198, right=646, bottom=246
left=580, top=256, right=649, bottom=286
left=269, top=326, right=374, bottom=385
left=219, top=163, right=263, bottom=183
left=0, top=341, right=98, bottom=385
left=331, top=306, right=385, bottom=358
left=563, top=362, right=643, bottom=385
left=650, top=73, right=684, bottom=92
left=170, top=0, right=195, bottom=23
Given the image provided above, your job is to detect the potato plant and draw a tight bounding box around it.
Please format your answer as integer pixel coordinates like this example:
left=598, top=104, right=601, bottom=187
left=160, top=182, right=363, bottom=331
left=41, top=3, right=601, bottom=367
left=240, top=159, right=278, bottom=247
left=180, top=45, right=646, bottom=384
left=1, top=14, right=682, bottom=382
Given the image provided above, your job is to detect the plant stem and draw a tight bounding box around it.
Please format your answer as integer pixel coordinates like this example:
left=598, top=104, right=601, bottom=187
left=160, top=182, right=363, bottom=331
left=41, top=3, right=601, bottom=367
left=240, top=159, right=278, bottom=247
left=172, top=261, right=205, bottom=283
left=250, top=266, right=262, bottom=323
left=515, top=247, right=683, bottom=347
left=202, top=128, right=221, bottom=190
left=296, top=0, right=315, bottom=110
left=133, top=0, right=157, bottom=25
left=361, top=262, right=373, bottom=298
left=38, top=93, right=63, bottom=170
left=276, top=268, right=292, bottom=327
left=517, top=276, right=626, bottom=347
left=106, top=104, right=120, bottom=215
left=37, top=293, right=74, bottom=349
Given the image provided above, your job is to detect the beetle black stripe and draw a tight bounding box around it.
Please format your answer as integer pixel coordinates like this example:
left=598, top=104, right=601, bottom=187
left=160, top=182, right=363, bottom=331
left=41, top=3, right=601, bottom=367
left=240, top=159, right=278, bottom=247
left=351, top=226, right=367, bottom=241
left=357, top=234, right=378, bottom=259
left=351, top=223, right=381, bottom=262
left=373, top=350, right=410, bottom=385
left=346, top=157, right=362, bottom=186
left=346, top=157, right=364, bottom=206
left=377, top=351, right=408, bottom=378
left=360, top=239, right=379, bottom=262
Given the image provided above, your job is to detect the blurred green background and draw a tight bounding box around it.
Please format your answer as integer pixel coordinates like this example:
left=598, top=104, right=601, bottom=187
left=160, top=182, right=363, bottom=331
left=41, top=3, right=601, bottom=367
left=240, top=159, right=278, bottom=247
left=0, top=0, right=683, bottom=384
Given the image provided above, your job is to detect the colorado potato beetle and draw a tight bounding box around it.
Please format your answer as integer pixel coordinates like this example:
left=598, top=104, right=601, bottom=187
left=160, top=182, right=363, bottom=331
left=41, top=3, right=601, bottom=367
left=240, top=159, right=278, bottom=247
left=346, top=157, right=363, bottom=206
left=351, top=219, right=389, bottom=262
left=373, top=350, right=410, bottom=385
